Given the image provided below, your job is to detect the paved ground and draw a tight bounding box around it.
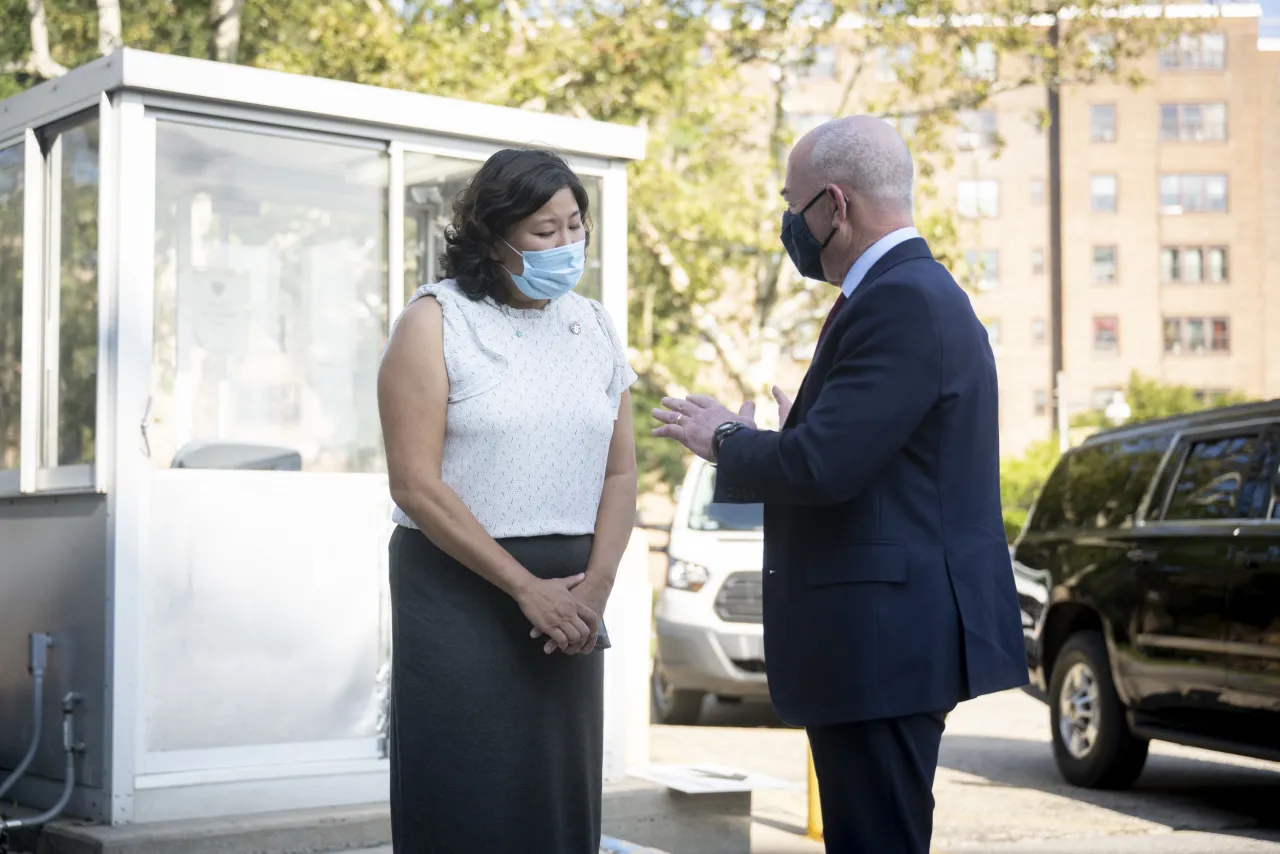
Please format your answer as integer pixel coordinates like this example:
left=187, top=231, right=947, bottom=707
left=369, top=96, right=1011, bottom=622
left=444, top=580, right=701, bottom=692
left=650, top=688, right=1280, bottom=854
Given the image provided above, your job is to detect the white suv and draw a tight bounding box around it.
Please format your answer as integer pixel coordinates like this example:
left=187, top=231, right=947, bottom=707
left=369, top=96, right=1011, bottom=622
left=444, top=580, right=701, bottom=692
left=652, top=458, right=771, bottom=725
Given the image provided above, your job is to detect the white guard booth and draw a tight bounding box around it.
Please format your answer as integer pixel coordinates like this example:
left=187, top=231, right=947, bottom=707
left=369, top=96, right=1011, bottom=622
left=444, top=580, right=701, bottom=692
left=0, top=49, right=646, bottom=826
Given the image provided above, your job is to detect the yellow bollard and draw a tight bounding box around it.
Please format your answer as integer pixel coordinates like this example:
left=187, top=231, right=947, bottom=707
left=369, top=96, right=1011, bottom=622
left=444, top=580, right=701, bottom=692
left=806, top=743, right=824, bottom=841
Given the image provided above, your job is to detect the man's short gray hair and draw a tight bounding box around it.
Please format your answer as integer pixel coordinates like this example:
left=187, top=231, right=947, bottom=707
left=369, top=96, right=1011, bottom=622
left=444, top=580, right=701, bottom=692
left=807, top=116, right=914, bottom=213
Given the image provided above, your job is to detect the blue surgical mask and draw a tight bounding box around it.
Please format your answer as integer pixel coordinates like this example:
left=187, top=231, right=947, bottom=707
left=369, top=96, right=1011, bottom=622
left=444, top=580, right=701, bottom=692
left=502, top=238, right=586, bottom=301
left=781, top=189, right=844, bottom=283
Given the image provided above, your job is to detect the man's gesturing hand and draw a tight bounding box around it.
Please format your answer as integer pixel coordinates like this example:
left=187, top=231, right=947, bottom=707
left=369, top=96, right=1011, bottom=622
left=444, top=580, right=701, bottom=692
left=651, top=395, right=755, bottom=461
left=773, top=385, right=793, bottom=425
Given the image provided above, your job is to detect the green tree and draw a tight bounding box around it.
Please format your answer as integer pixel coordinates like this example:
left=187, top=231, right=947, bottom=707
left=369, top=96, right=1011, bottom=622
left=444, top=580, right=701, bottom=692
left=1072, top=370, right=1253, bottom=431
left=0, top=0, right=1193, bottom=494
left=1001, top=437, right=1060, bottom=542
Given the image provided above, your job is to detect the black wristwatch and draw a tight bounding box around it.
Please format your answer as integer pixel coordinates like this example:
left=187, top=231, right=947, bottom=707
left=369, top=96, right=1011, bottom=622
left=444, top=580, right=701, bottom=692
left=711, top=421, right=748, bottom=462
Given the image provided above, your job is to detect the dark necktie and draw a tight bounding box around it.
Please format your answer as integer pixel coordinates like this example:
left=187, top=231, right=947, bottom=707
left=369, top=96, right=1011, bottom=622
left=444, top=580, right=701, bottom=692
left=816, top=292, right=848, bottom=346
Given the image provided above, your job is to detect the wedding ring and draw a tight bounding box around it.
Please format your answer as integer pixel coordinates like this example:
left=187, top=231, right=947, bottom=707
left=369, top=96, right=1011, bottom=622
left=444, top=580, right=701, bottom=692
left=675, top=413, right=683, bottom=426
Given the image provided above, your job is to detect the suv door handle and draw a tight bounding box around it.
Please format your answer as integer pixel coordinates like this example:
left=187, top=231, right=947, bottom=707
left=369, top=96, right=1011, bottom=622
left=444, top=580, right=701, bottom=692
left=1127, top=548, right=1159, bottom=564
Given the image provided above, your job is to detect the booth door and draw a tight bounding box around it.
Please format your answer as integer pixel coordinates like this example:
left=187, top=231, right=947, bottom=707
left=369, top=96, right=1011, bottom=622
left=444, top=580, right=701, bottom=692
left=138, top=117, right=401, bottom=772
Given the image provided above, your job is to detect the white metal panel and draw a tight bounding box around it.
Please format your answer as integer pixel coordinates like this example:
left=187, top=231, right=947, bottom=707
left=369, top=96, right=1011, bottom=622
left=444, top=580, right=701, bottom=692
left=140, top=470, right=392, bottom=762
left=95, top=93, right=117, bottom=493
left=19, top=130, right=43, bottom=494
left=105, top=94, right=156, bottom=824
left=388, top=143, right=405, bottom=318
left=131, top=766, right=389, bottom=823
left=0, top=53, right=122, bottom=142
left=115, top=50, right=646, bottom=161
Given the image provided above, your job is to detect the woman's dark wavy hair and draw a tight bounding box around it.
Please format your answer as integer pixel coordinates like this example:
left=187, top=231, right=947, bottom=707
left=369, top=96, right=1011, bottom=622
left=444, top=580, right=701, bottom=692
left=440, top=148, right=592, bottom=302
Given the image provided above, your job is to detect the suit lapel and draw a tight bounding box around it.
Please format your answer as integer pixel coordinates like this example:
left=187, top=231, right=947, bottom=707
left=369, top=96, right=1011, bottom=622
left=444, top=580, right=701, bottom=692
left=787, top=238, right=935, bottom=428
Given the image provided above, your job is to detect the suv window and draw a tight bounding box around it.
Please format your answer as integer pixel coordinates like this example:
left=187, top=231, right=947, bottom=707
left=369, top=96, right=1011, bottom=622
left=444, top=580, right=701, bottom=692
left=1068, top=436, right=1167, bottom=530
left=1028, top=432, right=1170, bottom=534
left=1162, top=433, right=1260, bottom=521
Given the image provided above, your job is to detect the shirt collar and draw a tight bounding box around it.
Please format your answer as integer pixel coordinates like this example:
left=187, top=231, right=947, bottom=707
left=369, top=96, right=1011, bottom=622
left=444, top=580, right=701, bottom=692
left=840, top=227, right=920, bottom=298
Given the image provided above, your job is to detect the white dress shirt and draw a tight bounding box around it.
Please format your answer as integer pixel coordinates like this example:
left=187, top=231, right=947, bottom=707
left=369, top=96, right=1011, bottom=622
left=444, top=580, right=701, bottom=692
left=841, top=227, right=921, bottom=298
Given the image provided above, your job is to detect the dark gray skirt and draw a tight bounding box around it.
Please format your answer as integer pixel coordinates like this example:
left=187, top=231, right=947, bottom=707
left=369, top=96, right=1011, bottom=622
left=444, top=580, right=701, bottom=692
left=388, top=526, right=604, bottom=854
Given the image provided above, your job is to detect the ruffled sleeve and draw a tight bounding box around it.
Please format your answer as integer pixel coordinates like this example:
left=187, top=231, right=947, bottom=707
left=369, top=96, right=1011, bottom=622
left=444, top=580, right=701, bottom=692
left=589, top=301, right=638, bottom=418
left=395, top=281, right=509, bottom=402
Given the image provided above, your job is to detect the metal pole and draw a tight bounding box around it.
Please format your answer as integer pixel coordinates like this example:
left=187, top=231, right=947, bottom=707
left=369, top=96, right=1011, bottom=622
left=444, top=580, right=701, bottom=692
left=1056, top=370, right=1070, bottom=452
left=1048, top=15, right=1065, bottom=445
left=806, top=744, right=823, bottom=841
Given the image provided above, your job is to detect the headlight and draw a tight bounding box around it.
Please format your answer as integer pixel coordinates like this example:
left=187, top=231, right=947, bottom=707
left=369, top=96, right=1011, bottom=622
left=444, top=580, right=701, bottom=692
left=667, top=559, right=710, bottom=592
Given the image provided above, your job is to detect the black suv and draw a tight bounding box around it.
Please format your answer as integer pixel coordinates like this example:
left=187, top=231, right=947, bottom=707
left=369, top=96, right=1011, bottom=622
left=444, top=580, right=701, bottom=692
left=1013, top=400, right=1280, bottom=789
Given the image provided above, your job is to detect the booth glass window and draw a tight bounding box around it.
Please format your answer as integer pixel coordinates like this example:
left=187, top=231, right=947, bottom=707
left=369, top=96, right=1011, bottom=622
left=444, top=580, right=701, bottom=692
left=0, top=143, right=22, bottom=480
left=46, top=121, right=100, bottom=470
left=152, top=121, right=389, bottom=473
left=401, top=150, right=602, bottom=303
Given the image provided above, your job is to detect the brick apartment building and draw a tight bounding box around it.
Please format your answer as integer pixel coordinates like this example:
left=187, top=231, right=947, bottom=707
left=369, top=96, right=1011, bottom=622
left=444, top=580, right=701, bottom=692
left=770, top=3, right=1280, bottom=457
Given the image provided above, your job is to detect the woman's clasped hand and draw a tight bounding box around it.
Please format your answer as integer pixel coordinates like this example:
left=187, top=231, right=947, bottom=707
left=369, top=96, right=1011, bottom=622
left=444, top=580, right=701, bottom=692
left=518, top=573, right=603, bottom=655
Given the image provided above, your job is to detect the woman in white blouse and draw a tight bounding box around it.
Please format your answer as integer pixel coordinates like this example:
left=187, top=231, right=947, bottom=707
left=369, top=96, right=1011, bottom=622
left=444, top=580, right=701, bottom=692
left=377, top=148, right=638, bottom=853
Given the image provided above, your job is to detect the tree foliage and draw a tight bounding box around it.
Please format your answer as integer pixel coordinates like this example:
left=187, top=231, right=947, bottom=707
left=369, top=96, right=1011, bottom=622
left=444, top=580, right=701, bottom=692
left=0, top=0, right=1196, bottom=492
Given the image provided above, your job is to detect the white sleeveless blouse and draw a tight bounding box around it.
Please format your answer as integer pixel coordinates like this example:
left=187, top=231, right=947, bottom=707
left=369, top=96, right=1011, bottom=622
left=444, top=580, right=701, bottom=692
left=389, top=279, right=637, bottom=539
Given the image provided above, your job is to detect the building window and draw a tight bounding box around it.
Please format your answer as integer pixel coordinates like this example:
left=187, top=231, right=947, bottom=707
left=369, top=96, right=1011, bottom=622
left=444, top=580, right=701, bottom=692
left=1091, top=245, right=1118, bottom=285
left=1090, top=105, right=1117, bottom=142
left=982, top=318, right=1002, bottom=352
left=1091, top=387, right=1122, bottom=410
left=1031, top=247, right=1045, bottom=275
left=1033, top=389, right=1047, bottom=417
left=875, top=45, right=914, bottom=82
left=1093, top=316, right=1119, bottom=352
left=1159, top=174, right=1228, bottom=213
left=1163, top=316, right=1230, bottom=355
left=957, top=110, right=998, bottom=150
left=1031, top=318, right=1046, bottom=346
left=800, top=44, right=837, bottom=78
left=1161, top=246, right=1229, bottom=283
left=960, top=42, right=998, bottom=81
left=964, top=250, right=1000, bottom=291
left=1159, top=103, right=1227, bottom=142
left=1159, top=32, right=1226, bottom=71
left=958, top=179, right=999, bottom=218
left=1030, top=179, right=1045, bottom=206
left=1090, top=174, right=1117, bottom=213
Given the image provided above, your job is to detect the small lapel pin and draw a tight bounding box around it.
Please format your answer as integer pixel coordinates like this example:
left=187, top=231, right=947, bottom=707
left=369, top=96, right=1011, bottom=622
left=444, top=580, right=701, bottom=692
left=570, top=321, right=582, bottom=335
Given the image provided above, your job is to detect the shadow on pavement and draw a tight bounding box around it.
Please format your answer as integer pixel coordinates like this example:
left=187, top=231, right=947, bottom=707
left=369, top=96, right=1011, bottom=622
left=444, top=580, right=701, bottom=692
left=939, top=734, right=1280, bottom=841
left=686, top=697, right=791, bottom=729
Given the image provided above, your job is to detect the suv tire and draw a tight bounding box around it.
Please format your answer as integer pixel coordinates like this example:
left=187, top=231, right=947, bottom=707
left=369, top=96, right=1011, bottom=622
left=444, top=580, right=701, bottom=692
left=1049, top=631, right=1149, bottom=790
left=651, top=667, right=704, bottom=726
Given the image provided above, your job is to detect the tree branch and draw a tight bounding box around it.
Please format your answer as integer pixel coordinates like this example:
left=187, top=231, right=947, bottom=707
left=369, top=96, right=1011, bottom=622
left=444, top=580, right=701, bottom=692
left=635, top=213, right=755, bottom=398
left=97, top=0, right=122, bottom=56
left=6, top=0, right=69, bottom=79
left=210, top=0, right=245, bottom=64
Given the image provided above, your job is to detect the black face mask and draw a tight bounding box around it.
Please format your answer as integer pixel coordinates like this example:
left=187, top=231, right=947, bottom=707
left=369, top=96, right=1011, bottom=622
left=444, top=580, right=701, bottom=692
left=781, top=188, right=843, bottom=283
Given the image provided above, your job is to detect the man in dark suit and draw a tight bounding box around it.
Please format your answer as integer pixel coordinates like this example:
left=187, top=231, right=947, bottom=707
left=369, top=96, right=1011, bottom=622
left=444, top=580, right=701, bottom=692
left=651, top=116, right=1027, bottom=853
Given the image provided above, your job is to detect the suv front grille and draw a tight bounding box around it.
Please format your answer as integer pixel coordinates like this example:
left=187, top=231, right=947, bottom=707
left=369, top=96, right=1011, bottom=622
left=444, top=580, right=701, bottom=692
left=714, top=571, right=763, bottom=623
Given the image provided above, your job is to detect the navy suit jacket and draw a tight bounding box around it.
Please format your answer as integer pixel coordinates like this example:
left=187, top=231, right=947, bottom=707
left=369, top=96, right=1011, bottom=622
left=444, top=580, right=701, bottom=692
left=714, top=238, right=1028, bottom=726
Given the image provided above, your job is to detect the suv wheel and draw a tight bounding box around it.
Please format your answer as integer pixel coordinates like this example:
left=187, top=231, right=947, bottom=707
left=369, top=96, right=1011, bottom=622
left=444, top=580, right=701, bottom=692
left=651, top=667, right=704, bottom=726
left=1049, top=631, right=1149, bottom=789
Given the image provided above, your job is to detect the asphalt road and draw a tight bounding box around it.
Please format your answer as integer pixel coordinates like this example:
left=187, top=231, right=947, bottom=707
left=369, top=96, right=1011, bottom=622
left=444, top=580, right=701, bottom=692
left=650, top=688, right=1280, bottom=854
